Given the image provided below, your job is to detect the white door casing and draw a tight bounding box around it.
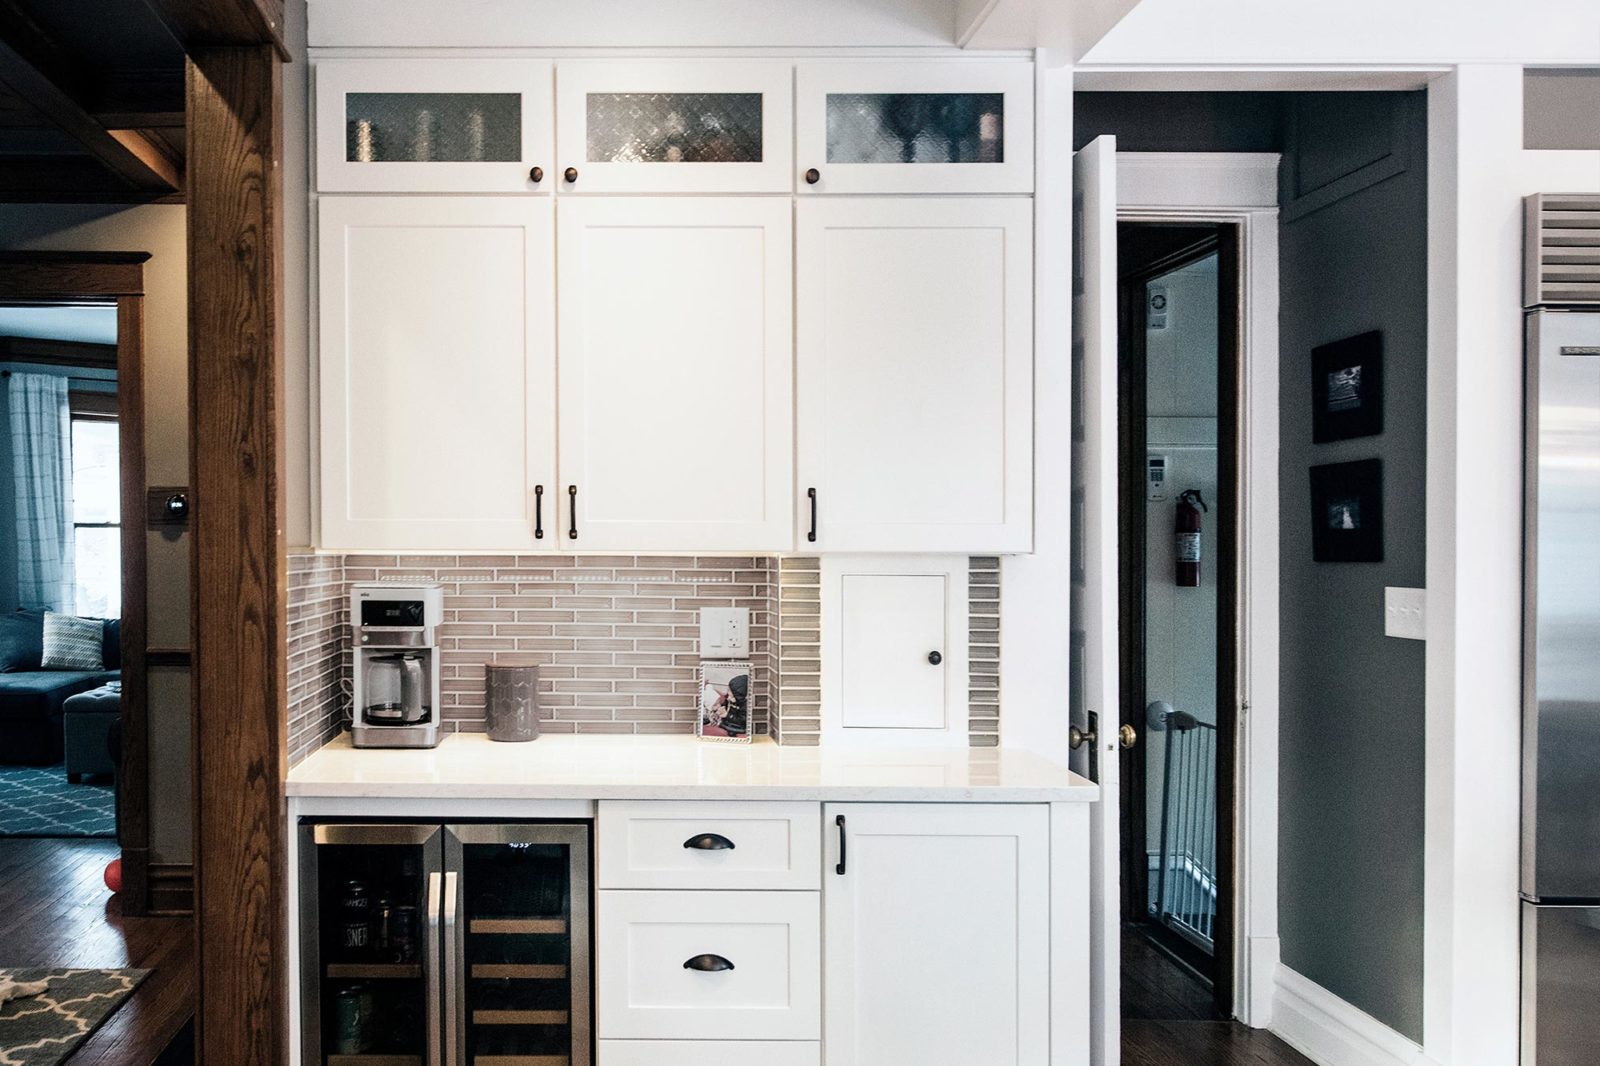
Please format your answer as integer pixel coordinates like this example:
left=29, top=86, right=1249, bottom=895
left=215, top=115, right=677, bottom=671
left=318, top=195, right=556, bottom=550
left=1071, top=134, right=1121, bottom=1066
left=796, top=196, right=1033, bottom=553
left=557, top=196, right=794, bottom=552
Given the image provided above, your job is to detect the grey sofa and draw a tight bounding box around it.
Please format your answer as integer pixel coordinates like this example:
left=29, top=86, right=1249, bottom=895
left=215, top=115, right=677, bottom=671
left=0, top=610, right=120, bottom=766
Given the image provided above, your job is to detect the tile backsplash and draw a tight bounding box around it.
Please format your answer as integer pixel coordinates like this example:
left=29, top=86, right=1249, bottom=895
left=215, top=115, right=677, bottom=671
left=287, top=551, right=1000, bottom=765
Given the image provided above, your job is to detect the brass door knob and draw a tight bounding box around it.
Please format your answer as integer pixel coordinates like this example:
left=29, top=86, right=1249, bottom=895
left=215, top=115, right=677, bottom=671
left=1119, top=724, right=1138, bottom=750
left=1069, top=723, right=1097, bottom=750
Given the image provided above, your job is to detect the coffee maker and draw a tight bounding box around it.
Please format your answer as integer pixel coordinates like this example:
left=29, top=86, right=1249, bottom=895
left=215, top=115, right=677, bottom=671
left=350, top=583, right=443, bottom=749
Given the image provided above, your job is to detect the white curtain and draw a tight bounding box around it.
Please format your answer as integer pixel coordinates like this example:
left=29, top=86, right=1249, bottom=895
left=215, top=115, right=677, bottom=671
left=10, top=373, right=75, bottom=612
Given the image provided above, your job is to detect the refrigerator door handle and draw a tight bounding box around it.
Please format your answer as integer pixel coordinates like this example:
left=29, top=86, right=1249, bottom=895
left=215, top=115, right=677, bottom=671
left=443, top=870, right=461, bottom=1066
left=425, top=871, right=443, bottom=1065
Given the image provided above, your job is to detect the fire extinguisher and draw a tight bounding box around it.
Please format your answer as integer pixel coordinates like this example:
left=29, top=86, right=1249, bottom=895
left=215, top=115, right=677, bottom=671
left=1176, top=489, right=1207, bottom=588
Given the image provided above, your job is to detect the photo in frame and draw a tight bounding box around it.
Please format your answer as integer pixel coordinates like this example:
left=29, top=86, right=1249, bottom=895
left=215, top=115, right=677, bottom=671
left=697, top=661, right=752, bottom=742
left=1311, top=331, right=1383, bottom=443
left=1310, top=459, right=1384, bottom=562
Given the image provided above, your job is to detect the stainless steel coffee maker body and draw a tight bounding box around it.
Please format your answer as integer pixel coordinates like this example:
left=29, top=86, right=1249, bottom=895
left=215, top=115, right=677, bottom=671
left=350, top=582, right=443, bottom=749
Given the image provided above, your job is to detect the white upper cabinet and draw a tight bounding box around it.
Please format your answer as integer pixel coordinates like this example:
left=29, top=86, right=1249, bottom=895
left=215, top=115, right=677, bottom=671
left=315, top=59, right=554, bottom=192
left=557, top=197, right=793, bottom=551
left=795, top=61, right=1034, bottom=195
left=797, top=198, right=1033, bottom=552
left=319, top=197, right=556, bottom=549
left=556, top=61, right=794, bottom=193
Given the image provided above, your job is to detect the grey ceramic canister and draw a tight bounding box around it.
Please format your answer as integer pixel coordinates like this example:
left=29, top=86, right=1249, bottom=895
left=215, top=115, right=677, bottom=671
left=484, top=664, right=540, bottom=742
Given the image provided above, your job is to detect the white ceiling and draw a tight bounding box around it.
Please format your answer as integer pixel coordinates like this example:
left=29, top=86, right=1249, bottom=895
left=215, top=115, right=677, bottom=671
left=0, top=305, right=117, bottom=345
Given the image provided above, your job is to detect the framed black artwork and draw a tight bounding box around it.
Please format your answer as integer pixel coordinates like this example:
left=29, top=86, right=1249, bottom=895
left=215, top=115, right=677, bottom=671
left=1311, top=330, right=1383, bottom=443
left=1310, top=459, right=1383, bottom=562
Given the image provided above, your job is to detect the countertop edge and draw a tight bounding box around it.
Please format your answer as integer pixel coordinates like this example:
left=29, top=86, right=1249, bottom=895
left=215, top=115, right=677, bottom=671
left=285, top=783, right=1099, bottom=802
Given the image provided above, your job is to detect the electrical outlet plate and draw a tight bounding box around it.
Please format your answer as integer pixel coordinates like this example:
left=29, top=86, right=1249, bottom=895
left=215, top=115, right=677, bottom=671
left=1385, top=587, right=1426, bottom=641
left=699, top=607, right=749, bottom=658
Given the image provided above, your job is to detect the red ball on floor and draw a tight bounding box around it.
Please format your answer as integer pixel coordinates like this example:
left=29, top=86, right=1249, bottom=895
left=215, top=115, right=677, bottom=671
left=104, top=857, right=121, bottom=894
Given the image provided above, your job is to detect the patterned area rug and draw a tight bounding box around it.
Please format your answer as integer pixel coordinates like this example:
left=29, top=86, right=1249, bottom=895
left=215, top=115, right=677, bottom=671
left=0, top=969, right=147, bottom=1066
left=0, top=767, right=114, bottom=838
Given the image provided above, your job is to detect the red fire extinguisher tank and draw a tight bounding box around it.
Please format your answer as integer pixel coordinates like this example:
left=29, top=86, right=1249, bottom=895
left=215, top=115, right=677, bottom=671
left=1175, top=489, right=1207, bottom=588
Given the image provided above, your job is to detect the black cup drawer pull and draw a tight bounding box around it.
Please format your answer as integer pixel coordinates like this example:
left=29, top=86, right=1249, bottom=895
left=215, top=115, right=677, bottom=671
left=683, top=954, right=735, bottom=972
left=683, top=833, right=736, bottom=851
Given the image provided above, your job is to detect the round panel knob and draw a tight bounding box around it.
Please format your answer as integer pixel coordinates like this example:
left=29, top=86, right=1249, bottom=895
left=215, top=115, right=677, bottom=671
left=529, top=166, right=543, bottom=184
left=927, top=650, right=943, bottom=666
left=804, top=168, right=820, bottom=185
left=1119, top=724, right=1138, bottom=750
left=564, top=167, right=579, bottom=184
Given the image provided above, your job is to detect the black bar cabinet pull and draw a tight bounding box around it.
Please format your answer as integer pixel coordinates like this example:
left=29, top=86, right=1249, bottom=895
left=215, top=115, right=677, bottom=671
left=807, top=487, right=818, bottom=543
left=683, top=833, right=736, bottom=851
left=534, top=484, right=544, bottom=539
left=835, top=814, right=847, bottom=875
left=568, top=485, right=578, bottom=540
left=683, top=954, right=735, bottom=972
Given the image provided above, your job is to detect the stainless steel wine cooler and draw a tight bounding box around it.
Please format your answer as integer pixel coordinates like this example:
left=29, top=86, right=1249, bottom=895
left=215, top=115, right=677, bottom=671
left=300, top=821, right=592, bottom=1066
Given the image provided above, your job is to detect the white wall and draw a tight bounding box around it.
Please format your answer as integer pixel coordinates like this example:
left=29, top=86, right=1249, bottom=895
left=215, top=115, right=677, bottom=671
left=1083, top=0, right=1600, bottom=66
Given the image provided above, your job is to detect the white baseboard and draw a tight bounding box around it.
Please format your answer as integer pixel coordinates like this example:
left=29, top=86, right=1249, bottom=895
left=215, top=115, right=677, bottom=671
left=1241, top=934, right=1280, bottom=1028
left=1271, top=967, right=1441, bottom=1066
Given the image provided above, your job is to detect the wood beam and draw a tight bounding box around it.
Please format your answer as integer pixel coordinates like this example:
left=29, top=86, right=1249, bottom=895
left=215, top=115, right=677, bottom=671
left=0, top=336, right=118, bottom=368
left=0, top=6, right=182, bottom=197
left=186, top=43, right=288, bottom=1066
left=144, top=0, right=287, bottom=57
left=0, top=252, right=151, bottom=299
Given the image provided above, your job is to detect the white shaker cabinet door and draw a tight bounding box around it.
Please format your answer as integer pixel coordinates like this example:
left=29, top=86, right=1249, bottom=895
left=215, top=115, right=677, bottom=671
left=557, top=197, right=794, bottom=551
left=823, top=803, right=1051, bottom=1066
left=797, top=197, right=1033, bottom=552
left=318, top=196, right=556, bottom=550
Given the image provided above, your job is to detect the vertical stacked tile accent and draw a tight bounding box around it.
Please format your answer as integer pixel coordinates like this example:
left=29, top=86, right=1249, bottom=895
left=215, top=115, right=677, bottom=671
left=287, top=552, right=349, bottom=765
left=775, top=557, right=822, bottom=744
left=968, top=556, right=1002, bottom=746
left=337, top=555, right=775, bottom=737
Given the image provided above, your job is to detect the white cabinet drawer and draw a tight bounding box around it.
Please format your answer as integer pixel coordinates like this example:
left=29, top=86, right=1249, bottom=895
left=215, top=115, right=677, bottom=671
left=598, top=801, right=819, bottom=890
left=597, top=890, right=821, bottom=1040
left=600, top=1041, right=820, bottom=1066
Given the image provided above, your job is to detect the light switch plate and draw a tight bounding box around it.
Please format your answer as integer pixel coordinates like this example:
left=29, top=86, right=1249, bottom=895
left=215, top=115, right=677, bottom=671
left=1385, top=587, right=1426, bottom=640
left=699, top=607, right=750, bottom=658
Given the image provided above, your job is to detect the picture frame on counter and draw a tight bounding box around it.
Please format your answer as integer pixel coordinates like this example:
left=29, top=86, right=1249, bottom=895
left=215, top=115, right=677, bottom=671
left=1310, top=458, right=1384, bottom=562
left=1311, top=330, right=1383, bottom=443
left=697, top=661, right=752, bottom=742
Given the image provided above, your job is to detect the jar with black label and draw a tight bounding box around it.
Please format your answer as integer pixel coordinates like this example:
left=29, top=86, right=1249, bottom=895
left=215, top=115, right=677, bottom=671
left=340, top=880, right=372, bottom=957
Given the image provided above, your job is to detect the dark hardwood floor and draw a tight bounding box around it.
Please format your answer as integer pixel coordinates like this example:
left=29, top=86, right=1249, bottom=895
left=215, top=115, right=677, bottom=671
left=0, top=837, right=194, bottom=1064
left=1122, top=924, right=1314, bottom=1066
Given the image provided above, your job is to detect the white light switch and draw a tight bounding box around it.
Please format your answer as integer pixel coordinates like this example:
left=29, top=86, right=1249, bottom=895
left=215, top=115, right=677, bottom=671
left=1385, top=587, right=1426, bottom=641
left=699, top=607, right=749, bottom=658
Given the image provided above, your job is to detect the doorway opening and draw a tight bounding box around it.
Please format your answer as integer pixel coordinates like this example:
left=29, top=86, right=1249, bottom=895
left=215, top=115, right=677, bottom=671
left=1117, top=221, right=1241, bottom=1023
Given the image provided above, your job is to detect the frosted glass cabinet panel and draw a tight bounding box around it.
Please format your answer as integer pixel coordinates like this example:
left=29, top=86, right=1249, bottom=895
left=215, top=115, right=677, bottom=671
left=317, top=60, right=554, bottom=192
left=556, top=62, right=793, bottom=192
left=796, top=62, right=1033, bottom=194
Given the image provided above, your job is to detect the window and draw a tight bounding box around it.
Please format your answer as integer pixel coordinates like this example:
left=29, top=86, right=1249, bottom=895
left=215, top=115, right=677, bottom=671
left=69, top=394, right=119, bottom=618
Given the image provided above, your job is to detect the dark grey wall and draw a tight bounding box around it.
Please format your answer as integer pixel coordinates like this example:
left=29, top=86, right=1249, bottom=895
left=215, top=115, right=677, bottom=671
left=1073, top=92, right=1286, bottom=153
left=1276, top=91, right=1428, bottom=1041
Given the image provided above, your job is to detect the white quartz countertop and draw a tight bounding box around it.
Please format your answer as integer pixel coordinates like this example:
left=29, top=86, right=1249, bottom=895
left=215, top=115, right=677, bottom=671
left=287, top=733, right=1098, bottom=803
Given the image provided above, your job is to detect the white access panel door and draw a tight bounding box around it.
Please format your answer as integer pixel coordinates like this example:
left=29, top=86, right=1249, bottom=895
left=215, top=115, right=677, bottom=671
left=318, top=196, right=555, bottom=550
left=824, top=803, right=1050, bottom=1066
left=557, top=197, right=793, bottom=551
left=797, top=198, right=1033, bottom=552
left=1071, top=135, right=1122, bottom=1065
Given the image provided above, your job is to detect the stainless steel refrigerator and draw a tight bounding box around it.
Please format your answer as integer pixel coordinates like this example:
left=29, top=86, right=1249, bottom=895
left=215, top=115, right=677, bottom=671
left=1522, top=305, right=1600, bottom=1065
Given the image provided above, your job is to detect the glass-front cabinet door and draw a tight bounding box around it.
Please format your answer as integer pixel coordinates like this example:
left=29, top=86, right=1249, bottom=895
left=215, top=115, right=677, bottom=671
left=555, top=61, right=792, bottom=193
left=445, top=824, right=591, bottom=1066
left=301, top=824, right=444, bottom=1066
left=316, top=60, right=554, bottom=192
left=795, top=61, right=1034, bottom=195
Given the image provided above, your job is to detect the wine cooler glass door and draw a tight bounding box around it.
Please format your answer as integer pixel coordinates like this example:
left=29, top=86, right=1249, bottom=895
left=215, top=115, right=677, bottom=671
left=302, top=823, right=444, bottom=1066
left=445, top=824, right=592, bottom=1066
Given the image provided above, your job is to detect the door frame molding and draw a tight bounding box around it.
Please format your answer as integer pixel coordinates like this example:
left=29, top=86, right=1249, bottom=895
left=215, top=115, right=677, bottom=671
left=1116, top=151, right=1282, bottom=1027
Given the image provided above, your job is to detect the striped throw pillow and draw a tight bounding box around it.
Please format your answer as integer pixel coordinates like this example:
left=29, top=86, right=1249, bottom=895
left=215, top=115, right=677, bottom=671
left=41, top=613, right=105, bottom=671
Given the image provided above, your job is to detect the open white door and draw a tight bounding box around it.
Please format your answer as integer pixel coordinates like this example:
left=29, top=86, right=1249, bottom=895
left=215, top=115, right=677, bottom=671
left=1071, top=134, right=1120, bottom=1066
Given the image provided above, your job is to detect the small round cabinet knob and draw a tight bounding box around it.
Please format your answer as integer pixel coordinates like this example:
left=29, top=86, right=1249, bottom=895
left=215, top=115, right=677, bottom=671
left=804, top=168, right=820, bottom=185
left=927, top=650, right=943, bottom=666
left=1119, top=724, right=1138, bottom=750
left=529, top=166, right=543, bottom=184
left=564, top=167, right=579, bottom=184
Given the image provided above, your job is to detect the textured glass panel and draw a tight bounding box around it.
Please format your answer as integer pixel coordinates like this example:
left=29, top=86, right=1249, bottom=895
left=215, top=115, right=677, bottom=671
left=826, top=93, right=1004, bottom=164
left=586, top=93, right=762, bottom=163
left=346, top=92, right=521, bottom=163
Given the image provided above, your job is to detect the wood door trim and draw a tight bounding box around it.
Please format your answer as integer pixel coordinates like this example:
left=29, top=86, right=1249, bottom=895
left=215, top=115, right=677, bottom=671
left=0, top=252, right=150, bottom=299
left=187, top=44, right=288, bottom=1065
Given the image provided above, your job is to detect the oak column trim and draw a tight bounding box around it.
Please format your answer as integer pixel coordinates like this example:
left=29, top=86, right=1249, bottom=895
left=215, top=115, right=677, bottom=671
left=186, top=44, right=287, bottom=1066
